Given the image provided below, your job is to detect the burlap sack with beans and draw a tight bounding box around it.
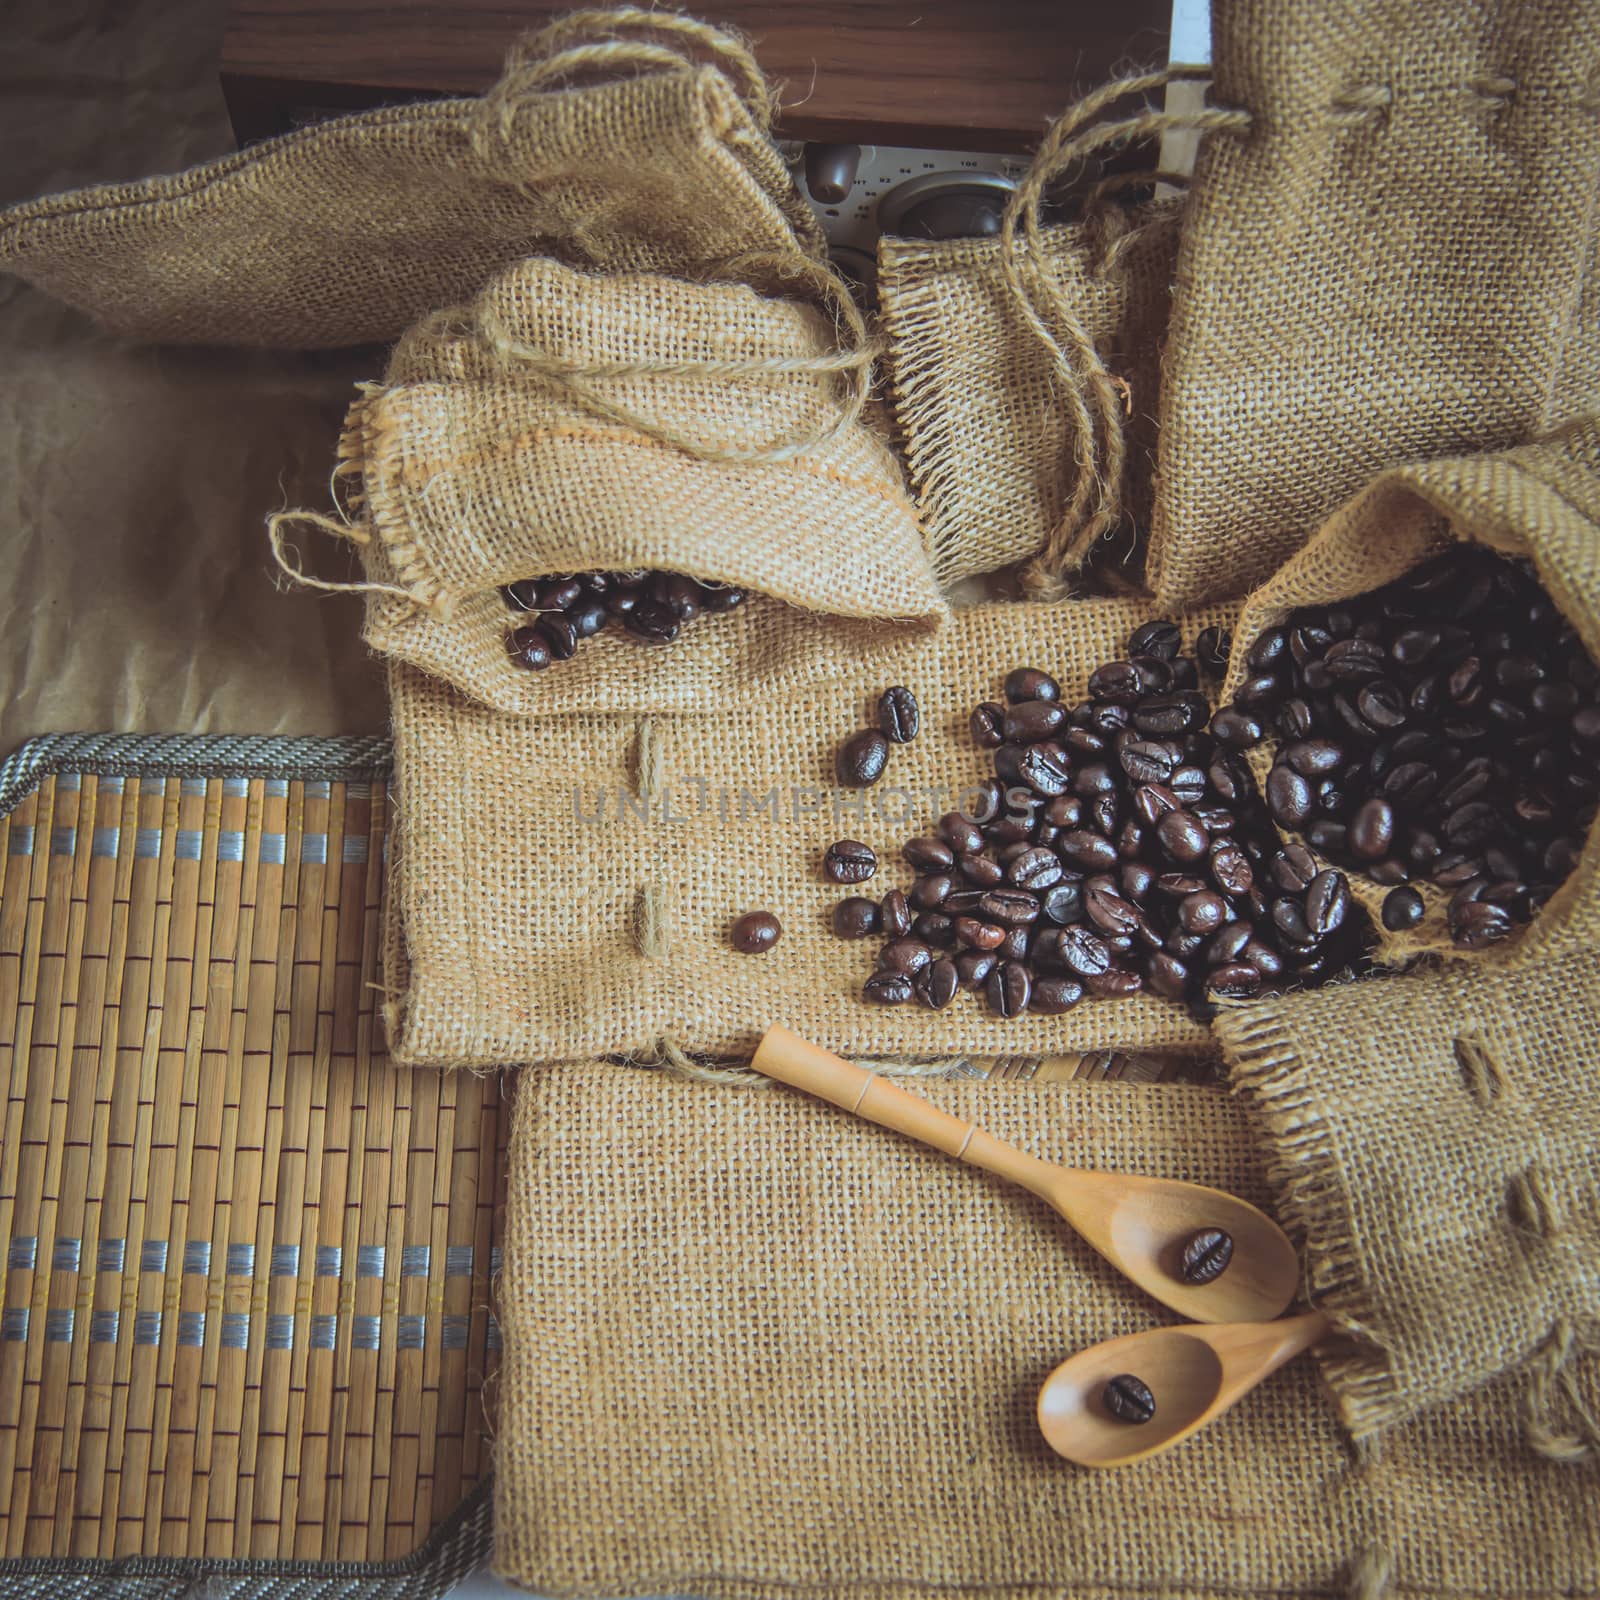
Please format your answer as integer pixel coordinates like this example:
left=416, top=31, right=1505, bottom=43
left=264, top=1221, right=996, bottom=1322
left=1205, top=419, right=1600, bottom=1445
left=0, top=8, right=822, bottom=346
left=336, top=237, right=1237, bottom=1071
left=493, top=1062, right=1600, bottom=1599
left=1146, top=0, right=1600, bottom=610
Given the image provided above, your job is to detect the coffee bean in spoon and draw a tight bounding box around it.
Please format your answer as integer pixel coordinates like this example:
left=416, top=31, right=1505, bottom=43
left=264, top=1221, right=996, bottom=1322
left=1178, top=1227, right=1234, bottom=1285
left=1102, top=1374, right=1157, bottom=1425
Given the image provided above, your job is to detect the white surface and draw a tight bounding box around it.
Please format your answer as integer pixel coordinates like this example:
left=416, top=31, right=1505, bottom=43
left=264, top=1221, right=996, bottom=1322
left=448, top=1571, right=523, bottom=1597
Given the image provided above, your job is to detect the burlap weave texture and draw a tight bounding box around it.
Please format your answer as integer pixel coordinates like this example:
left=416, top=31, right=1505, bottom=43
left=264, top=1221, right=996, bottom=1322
left=877, top=202, right=1180, bottom=588
left=495, top=1064, right=1600, bottom=1599
left=0, top=13, right=819, bottom=347
left=383, top=599, right=1235, bottom=1069
left=1147, top=0, right=1600, bottom=609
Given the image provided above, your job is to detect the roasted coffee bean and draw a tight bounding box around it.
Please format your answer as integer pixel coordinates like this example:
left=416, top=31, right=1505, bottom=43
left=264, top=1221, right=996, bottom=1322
left=605, top=580, right=645, bottom=619
left=567, top=599, right=607, bottom=638
left=1088, top=660, right=1145, bottom=705
left=970, top=702, right=1007, bottom=748
left=1117, top=819, right=1145, bottom=858
left=1272, top=897, right=1314, bottom=947
left=1145, top=951, right=1190, bottom=999
left=939, top=812, right=985, bottom=855
left=979, top=889, right=1040, bottom=927
left=911, top=875, right=953, bottom=910
left=943, top=890, right=986, bottom=914
left=1129, top=619, right=1183, bottom=661
left=986, top=961, right=1031, bottom=1018
left=1269, top=844, right=1320, bottom=894
left=954, top=918, right=1006, bottom=951
left=1208, top=962, right=1262, bottom=998
left=625, top=599, right=681, bottom=645
left=1005, top=667, right=1060, bottom=704
left=879, top=938, right=933, bottom=975
left=1029, top=975, right=1085, bottom=1014
left=1266, top=765, right=1313, bottom=828
left=1241, top=940, right=1286, bottom=980
left=1449, top=898, right=1514, bottom=948
left=833, top=898, right=881, bottom=939
left=876, top=685, right=921, bottom=744
left=955, top=950, right=997, bottom=988
left=1087, top=966, right=1144, bottom=997
left=1043, top=794, right=1084, bottom=828
left=863, top=971, right=914, bottom=1005
left=1017, top=744, right=1072, bottom=796
left=1155, top=810, right=1209, bottom=863
left=824, top=839, right=878, bottom=884
left=1085, top=880, right=1142, bottom=936
left=1125, top=783, right=1178, bottom=831
left=1206, top=920, right=1254, bottom=965
left=1004, top=700, right=1068, bottom=742
left=1356, top=678, right=1408, bottom=730
left=1196, top=626, right=1232, bottom=675
left=1179, top=891, right=1228, bottom=935
left=1378, top=885, right=1426, bottom=933
left=1207, top=752, right=1252, bottom=804
left=502, top=578, right=540, bottom=611
left=1071, top=762, right=1117, bottom=798
left=997, top=925, right=1032, bottom=962
left=537, top=576, right=584, bottom=612
left=700, top=581, right=746, bottom=612
left=1059, top=831, right=1119, bottom=872
left=1040, top=881, right=1085, bottom=925
left=960, top=854, right=1005, bottom=888
left=1209, top=841, right=1254, bottom=896
left=1304, top=870, right=1351, bottom=937
left=1120, top=739, right=1179, bottom=784
left=1209, top=708, right=1263, bottom=749
left=915, top=958, right=959, bottom=1010
left=1134, top=694, right=1206, bottom=735
left=1103, top=1374, right=1156, bottom=1425
left=730, top=911, right=781, bottom=953
left=1367, top=858, right=1410, bottom=886
left=1170, top=765, right=1208, bottom=806
left=914, top=911, right=956, bottom=945
left=1444, top=800, right=1500, bottom=849
left=1121, top=862, right=1156, bottom=900
left=1284, top=739, right=1344, bottom=777
left=1155, top=872, right=1208, bottom=897
left=1349, top=797, right=1396, bottom=861
left=1305, top=818, right=1349, bottom=855
left=1179, top=1228, right=1234, bottom=1284
left=838, top=730, right=890, bottom=787
left=506, top=626, right=552, bottom=670
left=536, top=613, right=580, bottom=660
left=879, top=889, right=913, bottom=939
left=904, top=836, right=956, bottom=874
left=1056, top=926, right=1112, bottom=978
left=1008, top=847, right=1062, bottom=891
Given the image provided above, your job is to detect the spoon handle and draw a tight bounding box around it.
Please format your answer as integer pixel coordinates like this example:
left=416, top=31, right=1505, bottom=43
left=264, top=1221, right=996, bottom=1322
left=752, top=1026, right=1059, bottom=1193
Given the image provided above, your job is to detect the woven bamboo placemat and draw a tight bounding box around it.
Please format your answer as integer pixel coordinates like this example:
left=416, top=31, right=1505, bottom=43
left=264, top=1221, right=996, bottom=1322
left=0, top=735, right=501, bottom=1596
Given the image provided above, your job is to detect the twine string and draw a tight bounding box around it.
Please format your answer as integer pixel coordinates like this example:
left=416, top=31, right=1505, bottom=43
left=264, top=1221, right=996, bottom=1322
left=997, top=67, right=1250, bottom=598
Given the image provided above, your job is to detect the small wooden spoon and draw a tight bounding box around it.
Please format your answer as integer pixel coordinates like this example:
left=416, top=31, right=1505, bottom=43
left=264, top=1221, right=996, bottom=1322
left=751, top=1026, right=1298, bottom=1324
left=1037, top=1310, right=1332, bottom=1466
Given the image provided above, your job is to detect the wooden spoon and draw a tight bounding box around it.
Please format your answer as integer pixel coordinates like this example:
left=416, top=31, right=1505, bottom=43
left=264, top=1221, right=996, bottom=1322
left=751, top=1026, right=1298, bottom=1324
left=1037, top=1310, right=1333, bottom=1466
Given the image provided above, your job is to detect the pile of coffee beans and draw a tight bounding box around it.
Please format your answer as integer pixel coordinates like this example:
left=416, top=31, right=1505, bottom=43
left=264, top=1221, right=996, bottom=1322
left=830, top=624, right=1370, bottom=1018
left=1218, top=548, right=1600, bottom=948
left=836, top=687, right=921, bottom=787
left=503, top=570, right=745, bottom=669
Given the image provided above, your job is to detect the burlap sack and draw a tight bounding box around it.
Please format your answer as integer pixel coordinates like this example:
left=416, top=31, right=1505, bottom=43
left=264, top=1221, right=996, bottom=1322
left=381, top=598, right=1235, bottom=1070
left=0, top=8, right=821, bottom=347
left=877, top=200, right=1181, bottom=588
left=1220, top=418, right=1600, bottom=969
left=1219, top=942, right=1600, bottom=1446
left=1146, top=0, right=1600, bottom=610
left=495, top=1063, right=1600, bottom=1599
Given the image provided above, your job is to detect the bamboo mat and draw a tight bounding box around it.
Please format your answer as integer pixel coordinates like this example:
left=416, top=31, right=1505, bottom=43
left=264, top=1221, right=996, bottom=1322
left=0, top=736, right=502, bottom=1593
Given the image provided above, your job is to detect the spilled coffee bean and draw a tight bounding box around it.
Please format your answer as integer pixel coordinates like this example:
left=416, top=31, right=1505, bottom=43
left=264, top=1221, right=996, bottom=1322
left=730, top=911, right=781, bottom=954
left=1224, top=546, right=1600, bottom=949
left=824, top=839, right=878, bottom=885
left=503, top=569, right=744, bottom=668
left=835, top=622, right=1371, bottom=1017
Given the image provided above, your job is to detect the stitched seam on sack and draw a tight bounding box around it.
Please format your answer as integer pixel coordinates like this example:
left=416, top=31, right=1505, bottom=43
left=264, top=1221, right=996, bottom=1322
left=1535, top=130, right=1600, bottom=435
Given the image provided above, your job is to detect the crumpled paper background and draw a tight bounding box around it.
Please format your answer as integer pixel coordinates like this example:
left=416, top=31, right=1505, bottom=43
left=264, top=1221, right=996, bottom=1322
left=0, top=0, right=388, bottom=758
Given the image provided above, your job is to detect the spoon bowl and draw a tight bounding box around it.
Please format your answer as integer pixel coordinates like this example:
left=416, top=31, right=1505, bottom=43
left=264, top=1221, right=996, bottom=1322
left=752, top=1026, right=1298, bottom=1323
left=1037, top=1311, right=1332, bottom=1466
